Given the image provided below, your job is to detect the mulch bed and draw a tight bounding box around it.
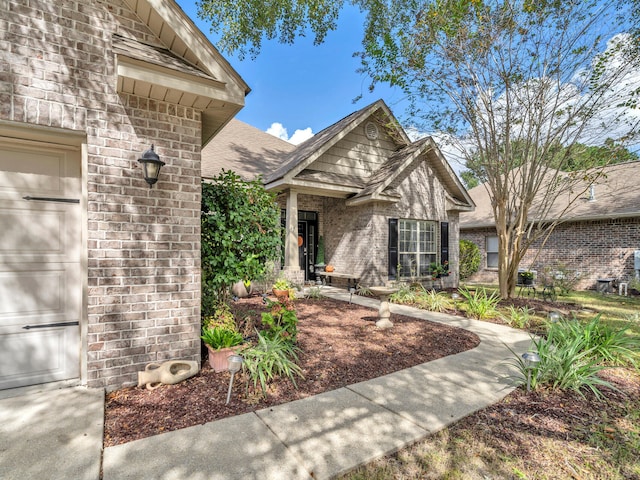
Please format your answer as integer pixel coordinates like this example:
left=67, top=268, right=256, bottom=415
left=104, top=296, right=480, bottom=447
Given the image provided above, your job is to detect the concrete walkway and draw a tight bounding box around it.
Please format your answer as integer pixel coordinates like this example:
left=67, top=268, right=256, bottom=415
left=1, top=288, right=533, bottom=480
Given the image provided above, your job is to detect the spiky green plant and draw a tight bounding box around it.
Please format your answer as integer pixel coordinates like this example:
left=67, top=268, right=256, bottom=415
left=458, top=287, right=500, bottom=319
left=241, top=331, right=303, bottom=397
left=502, top=305, right=534, bottom=329
left=416, top=290, right=452, bottom=313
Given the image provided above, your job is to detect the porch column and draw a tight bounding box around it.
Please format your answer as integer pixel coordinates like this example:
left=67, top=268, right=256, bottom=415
left=284, top=189, right=300, bottom=271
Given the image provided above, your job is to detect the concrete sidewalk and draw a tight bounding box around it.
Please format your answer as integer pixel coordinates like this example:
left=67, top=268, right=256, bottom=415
left=1, top=288, right=533, bottom=480
left=0, top=385, right=104, bottom=480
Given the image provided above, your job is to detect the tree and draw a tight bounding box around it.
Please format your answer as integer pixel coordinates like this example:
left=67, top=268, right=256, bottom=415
left=359, top=1, right=640, bottom=298
left=460, top=141, right=640, bottom=190
left=199, top=0, right=640, bottom=298
left=201, top=171, right=281, bottom=314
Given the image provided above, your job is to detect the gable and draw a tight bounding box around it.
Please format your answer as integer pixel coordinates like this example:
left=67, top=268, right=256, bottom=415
left=308, top=117, right=400, bottom=179
left=117, top=0, right=249, bottom=145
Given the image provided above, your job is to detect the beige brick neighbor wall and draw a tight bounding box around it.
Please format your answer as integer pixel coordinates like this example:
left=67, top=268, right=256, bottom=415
left=462, top=218, right=640, bottom=290
left=2, top=0, right=202, bottom=389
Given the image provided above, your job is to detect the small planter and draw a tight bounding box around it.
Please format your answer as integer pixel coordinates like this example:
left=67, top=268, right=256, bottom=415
left=272, top=288, right=290, bottom=300
left=206, top=345, right=241, bottom=373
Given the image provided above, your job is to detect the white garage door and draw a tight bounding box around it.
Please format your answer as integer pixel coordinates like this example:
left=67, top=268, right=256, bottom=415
left=0, top=140, right=82, bottom=390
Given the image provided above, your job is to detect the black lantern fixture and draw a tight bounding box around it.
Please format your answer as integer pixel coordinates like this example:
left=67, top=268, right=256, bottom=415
left=138, top=144, right=165, bottom=187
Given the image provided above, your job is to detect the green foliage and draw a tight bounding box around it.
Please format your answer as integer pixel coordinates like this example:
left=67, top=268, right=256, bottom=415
left=197, top=0, right=344, bottom=59
left=261, top=298, right=299, bottom=342
left=502, top=305, right=534, bottom=329
left=201, top=326, right=243, bottom=350
left=202, top=302, right=236, bottom=330
left=460, top=170, right=480, bottom=190
left=356, top=285, right=374, bottom=297
left=429, top=261, right=449, bottom=277
left=459, top=240, right=481, bottom=280
left=241, top=331, right=304, bottom=397
left=510, top=315, right=640, bottom=397
left=551, top=316, right=640, bottom=368
left=272, top=276, right=293, bottom=291
left=389, top=283, right=421, bottom=304
left=416, top=290, right=452, bottom=313
left=514, top=338, right=613, bottom=399
left=305, top=286, right=323, bottom=299
left=201, top=170, right=281, bottom=314
left=458, top=287, right=500, bottom=319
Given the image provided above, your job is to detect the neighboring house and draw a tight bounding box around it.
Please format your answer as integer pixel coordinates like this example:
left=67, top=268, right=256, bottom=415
left=1, top=0, right=248, bottom=391
left=460, top=161, right=640, bottom=289
left=203, top=100, right=475, bottom=287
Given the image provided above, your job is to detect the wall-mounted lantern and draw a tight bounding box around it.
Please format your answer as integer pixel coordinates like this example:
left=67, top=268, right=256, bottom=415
left=138, top=144, right=165, bottom=187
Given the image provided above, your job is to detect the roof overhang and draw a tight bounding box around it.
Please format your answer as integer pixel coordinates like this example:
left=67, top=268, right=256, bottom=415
left=118, top=0, right=248, bottom=146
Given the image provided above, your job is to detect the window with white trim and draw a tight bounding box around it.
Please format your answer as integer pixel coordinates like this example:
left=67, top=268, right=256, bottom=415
left=398, top=219, right=437, bottom=278
left=486, top=236, right=499, bottom=268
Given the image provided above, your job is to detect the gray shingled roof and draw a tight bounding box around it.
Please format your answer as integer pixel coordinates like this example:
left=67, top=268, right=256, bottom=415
left=460, top=160, right=640, bottom=228
left=263, top=99, right=409, bottom=185
left=201, top=119, right=295, bottom=180
left=202, top=99, right=474, bottom=210
left=112, top=34, right=215, bottom=81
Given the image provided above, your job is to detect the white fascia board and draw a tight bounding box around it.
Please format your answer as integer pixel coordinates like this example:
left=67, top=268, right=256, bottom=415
left=116, top=56, right=246, bottom=105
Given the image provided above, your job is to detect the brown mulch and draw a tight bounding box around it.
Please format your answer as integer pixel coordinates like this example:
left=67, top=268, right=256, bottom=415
left=104, top=296, right=480, bottom=447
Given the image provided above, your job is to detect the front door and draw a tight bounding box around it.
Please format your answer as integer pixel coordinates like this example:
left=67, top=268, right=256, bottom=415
left=297, top=220, right=318, bottom=281
left=0, top=140, right=82, bottom=390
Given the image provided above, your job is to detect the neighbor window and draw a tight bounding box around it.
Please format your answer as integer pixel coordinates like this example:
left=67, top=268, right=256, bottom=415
left=486, top=236, right=498, bottom=268
left=398, top=219, right=437, bottom=278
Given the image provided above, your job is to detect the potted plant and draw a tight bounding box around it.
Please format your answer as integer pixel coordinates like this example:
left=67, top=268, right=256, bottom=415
left=272, top=276, right=294, bottom=300
left=518, top=270, right=535, bottom=285
left=429, top=261, right=449, bottom=279
left=315, top=236, right=326, bottom=272
left=201, top=326, right=244, bottom=372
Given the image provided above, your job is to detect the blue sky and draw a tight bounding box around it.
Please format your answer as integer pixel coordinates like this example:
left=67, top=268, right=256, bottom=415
left=176, top=1, right=407, bottom=143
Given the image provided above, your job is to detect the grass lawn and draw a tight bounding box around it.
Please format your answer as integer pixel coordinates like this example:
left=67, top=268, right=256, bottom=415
left=338, top=285, right=640, bottom=480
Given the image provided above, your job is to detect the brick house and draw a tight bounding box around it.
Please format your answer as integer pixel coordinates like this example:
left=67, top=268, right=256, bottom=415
left=203, top=100, right=475, bottom=288
left=0, top=0, right=248, bottom=391
left=460, top=161, right=640, bottom=289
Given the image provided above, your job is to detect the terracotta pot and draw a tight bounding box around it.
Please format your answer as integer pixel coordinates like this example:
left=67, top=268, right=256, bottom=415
left=325, top=265, right=335, bottom=272
left=206, top=345, right=236, bottom=373
left=272, top=288, right=289, bottom=300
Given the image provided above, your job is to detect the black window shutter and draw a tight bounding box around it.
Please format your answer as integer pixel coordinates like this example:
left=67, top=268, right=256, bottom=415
left=388, top=218, right=398, bottom=280
left=440, top=222, right=449, bottom=266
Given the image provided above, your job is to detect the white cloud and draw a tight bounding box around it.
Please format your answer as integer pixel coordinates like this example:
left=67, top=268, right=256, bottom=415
left=265, top=122, right=289, bottom=141
left=289, top=127, right=314, bottom=145
left=265, top=122, right=314, bottom=145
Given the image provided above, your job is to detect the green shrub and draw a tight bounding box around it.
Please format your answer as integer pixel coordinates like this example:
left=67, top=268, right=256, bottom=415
left=459, top=287, right=500, bottom=319
left=551, top=316, right=639, bottom=367
left=201, top=326, right=243, bottom=350
left=459, top=239, right=481, bottom=280
left=416, top=290, right=452, bottom=313
left=390, top=283, right=422, bottom=304
left=502, top=305, right=534, bottom=329
left=201, top=170, right=281, bottom=312
left=241, top=331, right=304, bottom=397
left=260, top=297, right=299, bottom=342
left=509, top=315, right=640, bottom=397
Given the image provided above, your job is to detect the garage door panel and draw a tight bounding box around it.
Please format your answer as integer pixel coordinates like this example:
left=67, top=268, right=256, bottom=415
left=0, top=140, right=81, bottom=390
left=0, top=326, right=78, bottom=390
left=0, top=145, right=79, bottom=197
left=0, top=202, right=80, bottom=262
left=0, top=266, right=78, bottom=324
